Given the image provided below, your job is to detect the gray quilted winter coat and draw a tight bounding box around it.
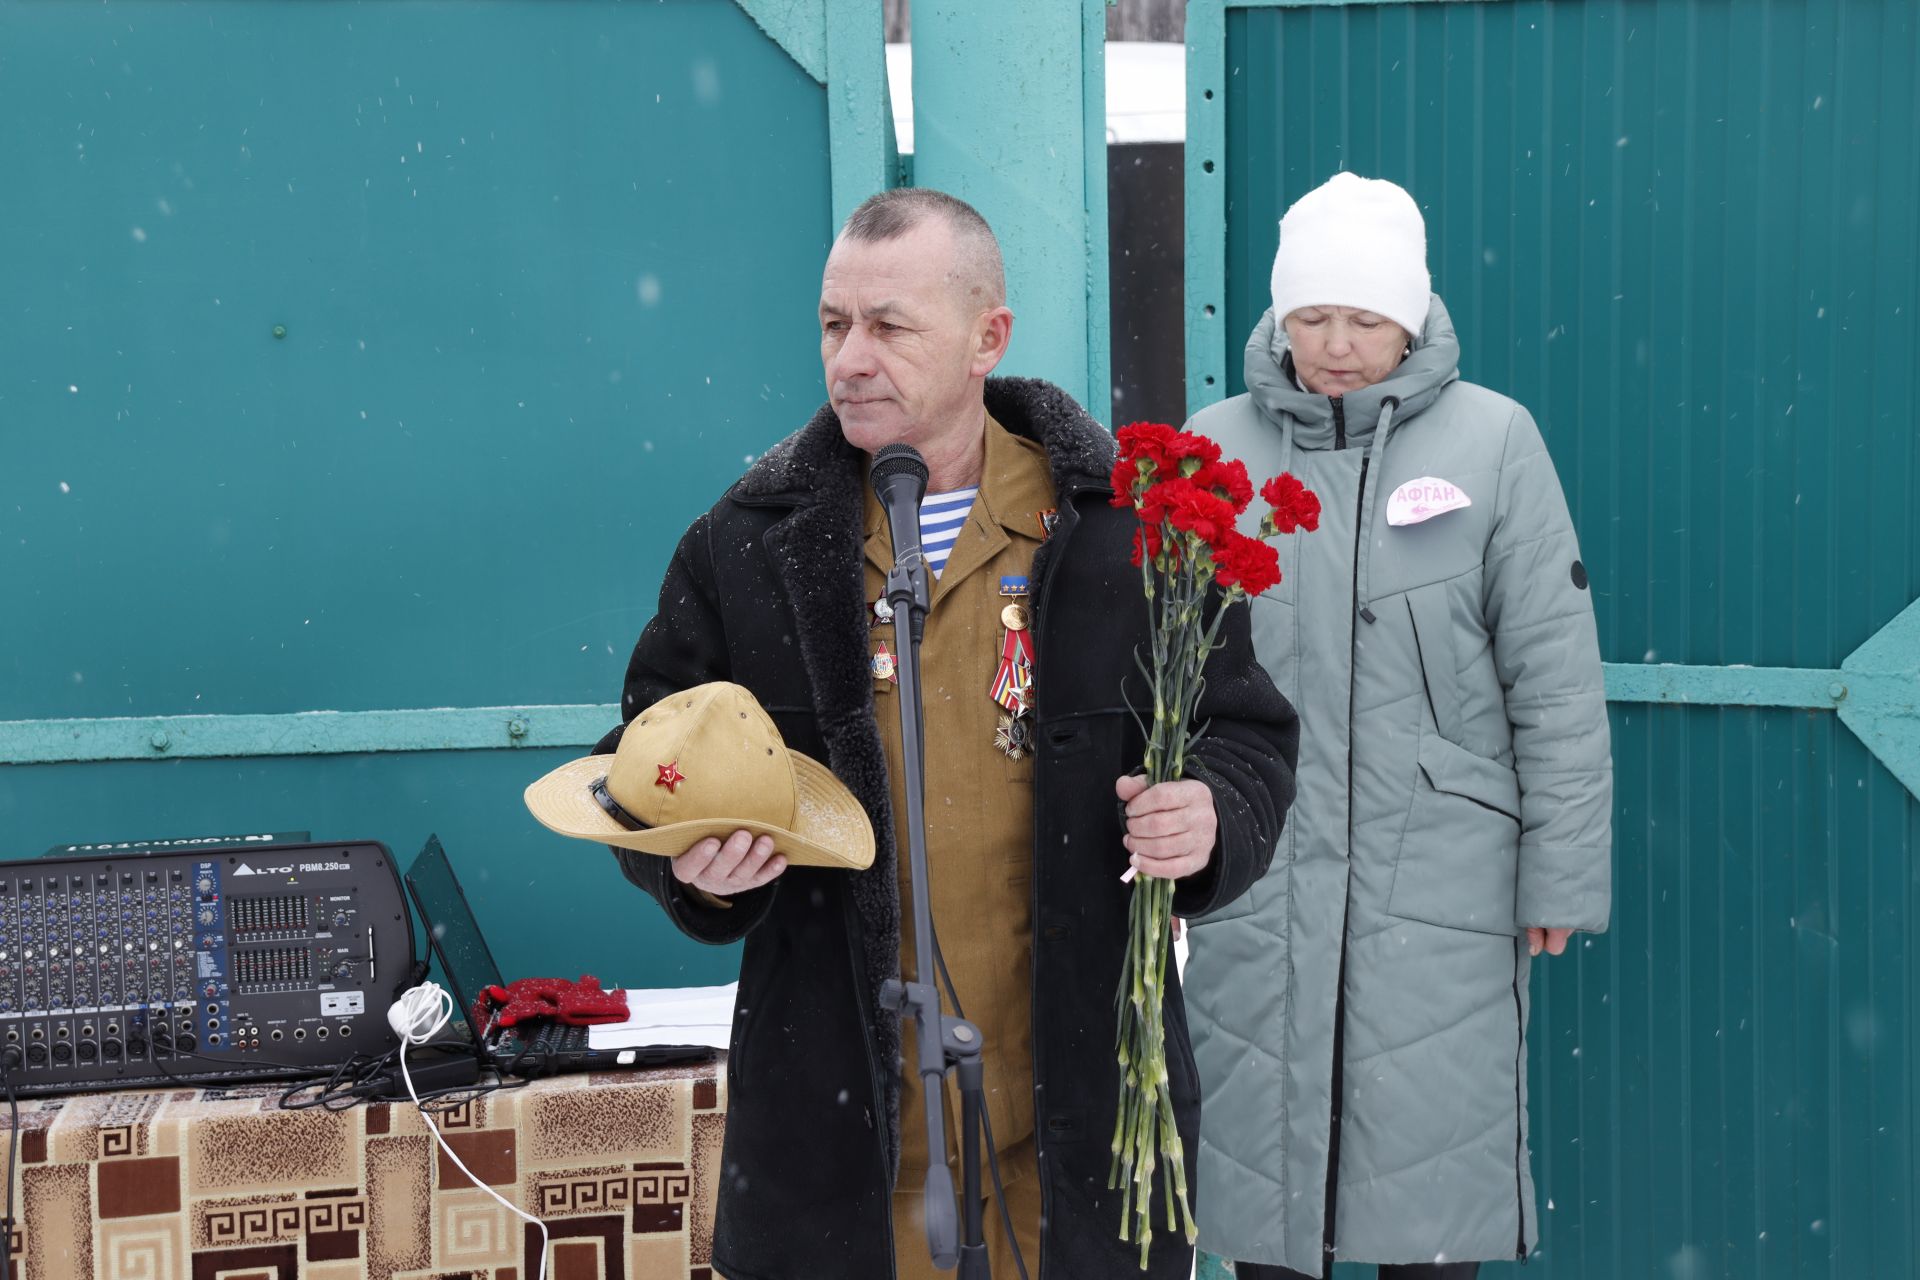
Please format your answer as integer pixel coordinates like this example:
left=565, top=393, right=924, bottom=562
left=1182, top=296, right=1613, bottom=1270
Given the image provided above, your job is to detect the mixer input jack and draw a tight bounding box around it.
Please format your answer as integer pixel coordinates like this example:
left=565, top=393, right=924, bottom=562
left=270, top=1029, right=283, bottom=1041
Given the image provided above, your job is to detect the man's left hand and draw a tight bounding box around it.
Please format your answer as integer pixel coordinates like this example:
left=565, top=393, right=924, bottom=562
left=1116, top=774, right=1217, bottom=881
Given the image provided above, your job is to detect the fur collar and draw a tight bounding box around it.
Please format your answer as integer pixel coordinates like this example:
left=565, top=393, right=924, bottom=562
left=736, top=376, right=1110, bottom=1179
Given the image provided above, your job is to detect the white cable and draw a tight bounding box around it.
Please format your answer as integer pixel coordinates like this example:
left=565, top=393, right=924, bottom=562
left=389, top=982, right=548, bottom=1280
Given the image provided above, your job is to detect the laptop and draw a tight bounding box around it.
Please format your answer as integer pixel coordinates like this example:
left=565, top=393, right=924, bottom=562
left=403, top=835, right=716, bottom=1076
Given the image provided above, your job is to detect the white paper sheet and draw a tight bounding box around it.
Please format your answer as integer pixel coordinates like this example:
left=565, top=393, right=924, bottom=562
left=587, top=981, right=737, bottom=1051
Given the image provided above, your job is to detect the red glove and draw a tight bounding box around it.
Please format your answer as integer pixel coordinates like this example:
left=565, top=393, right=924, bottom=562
left=478, top=975, right=629, bottom=1029
left=551, top=975, right=628, bottom=1026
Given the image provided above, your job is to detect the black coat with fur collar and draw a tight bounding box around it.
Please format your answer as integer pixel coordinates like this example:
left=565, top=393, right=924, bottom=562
left=604, top=378, right=1298, bottom=1280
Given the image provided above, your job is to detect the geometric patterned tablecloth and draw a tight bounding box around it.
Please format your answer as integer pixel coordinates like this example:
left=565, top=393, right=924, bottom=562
left=0, top=1056, right=725, bottom=1279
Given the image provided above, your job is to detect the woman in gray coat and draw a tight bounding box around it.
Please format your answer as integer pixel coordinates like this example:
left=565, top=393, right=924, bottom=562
left=1182, top=173, right=1613, bottom=1279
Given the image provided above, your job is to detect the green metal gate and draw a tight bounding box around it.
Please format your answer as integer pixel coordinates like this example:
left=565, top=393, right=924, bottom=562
left=0, top=0, right=894, bottom=988
left=1187, top=1, right=1919, bottom=1276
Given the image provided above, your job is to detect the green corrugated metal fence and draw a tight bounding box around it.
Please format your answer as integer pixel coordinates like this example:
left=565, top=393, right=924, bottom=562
left=0, top=0, right=849, bottom=987
left=1189, top=1, right=1919, bottom=1276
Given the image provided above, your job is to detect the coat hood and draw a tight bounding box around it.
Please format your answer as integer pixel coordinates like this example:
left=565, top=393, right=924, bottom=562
left=1242, top=294, right=1464, bottom=618
left=1242, top=293, right=1463, bottom=454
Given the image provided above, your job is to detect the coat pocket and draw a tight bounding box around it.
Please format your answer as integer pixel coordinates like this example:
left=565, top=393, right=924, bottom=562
left=1387, top=730, right=1521, bottom=935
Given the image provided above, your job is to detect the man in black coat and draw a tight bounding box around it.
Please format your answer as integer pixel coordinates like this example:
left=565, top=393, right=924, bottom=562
left=602, top=188, right=1299, bottom=1279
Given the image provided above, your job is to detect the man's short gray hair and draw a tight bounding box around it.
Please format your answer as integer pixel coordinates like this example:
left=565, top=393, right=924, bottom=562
left=839, top=188, right=1007, bottom=309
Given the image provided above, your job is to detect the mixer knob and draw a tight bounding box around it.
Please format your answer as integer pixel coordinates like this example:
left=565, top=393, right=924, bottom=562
left=198, top=910, right=214, bottom=926
left=196, top=877, right=213, bottom=894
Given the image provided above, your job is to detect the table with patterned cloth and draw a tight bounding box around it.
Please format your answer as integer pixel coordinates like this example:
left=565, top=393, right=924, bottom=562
left=0, top=1056, right=725, bottom=1279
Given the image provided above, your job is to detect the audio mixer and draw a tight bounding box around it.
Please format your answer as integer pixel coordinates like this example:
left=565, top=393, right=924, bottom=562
left=0, top=841, right=414, bottom=1096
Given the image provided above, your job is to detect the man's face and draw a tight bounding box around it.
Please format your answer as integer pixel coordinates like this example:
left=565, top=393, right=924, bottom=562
left=819, top=221, right=1000, bottom=455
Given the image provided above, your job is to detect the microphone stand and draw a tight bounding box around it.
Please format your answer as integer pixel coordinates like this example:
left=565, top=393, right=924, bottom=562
left=875, top=541, right=992, bottom=1279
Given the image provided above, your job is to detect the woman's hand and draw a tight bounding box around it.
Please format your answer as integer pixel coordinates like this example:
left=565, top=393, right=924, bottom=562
left=1527, top=927, right=1575, bottom=957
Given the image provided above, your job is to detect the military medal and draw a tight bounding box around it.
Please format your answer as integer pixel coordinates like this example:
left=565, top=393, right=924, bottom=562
left=993, top=713, right=1033, bottom=761
left=1036, top=509, right=1059, bottom=538
left=872, top=594, right=895, bottom=627
left=871, top=641, right=897, bottom=685
left=990, top=576, right=1036, bottom=756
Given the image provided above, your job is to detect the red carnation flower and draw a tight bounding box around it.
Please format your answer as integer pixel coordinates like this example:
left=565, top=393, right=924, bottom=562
left=1162, top=430, right=1223, bottom=472
left=1137, top=474, right=1196, bottom=528
left=1163, top=482, right=1238, bottom=549
left=1116, top=421, right=1180, bottom=469
left=1189, top=458, right=1254, bottom=512
left=1214, top=530, right=1281, bottom=597
left=1261, top=472, right=1323, bottom=534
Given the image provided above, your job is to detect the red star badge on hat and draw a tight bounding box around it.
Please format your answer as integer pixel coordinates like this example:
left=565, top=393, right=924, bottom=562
left=656, top=761, right=686, bottom=793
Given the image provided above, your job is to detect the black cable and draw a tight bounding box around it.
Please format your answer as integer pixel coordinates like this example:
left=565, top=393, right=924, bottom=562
left=930, top=927, right=1031, bottom=1280
left=274, top=1035, right=528, bottom=1114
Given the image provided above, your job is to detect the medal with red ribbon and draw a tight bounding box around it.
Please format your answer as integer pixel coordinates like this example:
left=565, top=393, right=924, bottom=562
left=991, top=575, right=1037, bottom=757
left=990, top=621, right=1035, bottom=715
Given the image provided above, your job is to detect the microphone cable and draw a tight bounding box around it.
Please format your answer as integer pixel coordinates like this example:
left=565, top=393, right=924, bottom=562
left=390, top=982, right=549, bottom=1280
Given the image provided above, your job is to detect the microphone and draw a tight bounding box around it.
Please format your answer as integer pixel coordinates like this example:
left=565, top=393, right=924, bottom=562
left=871, top=444, right=930, bottom=639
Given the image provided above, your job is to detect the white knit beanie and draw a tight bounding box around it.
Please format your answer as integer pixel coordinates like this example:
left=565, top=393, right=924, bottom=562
left=1269, top=172, right=1431, bottom=338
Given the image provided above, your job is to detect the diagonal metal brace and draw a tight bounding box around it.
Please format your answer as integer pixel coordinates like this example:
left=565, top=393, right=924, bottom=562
left=1603, top=598, right=1920, bottom=800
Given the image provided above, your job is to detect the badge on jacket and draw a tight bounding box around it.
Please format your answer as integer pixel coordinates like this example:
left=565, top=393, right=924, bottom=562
left=1386, top=477, right=1472, bottom=526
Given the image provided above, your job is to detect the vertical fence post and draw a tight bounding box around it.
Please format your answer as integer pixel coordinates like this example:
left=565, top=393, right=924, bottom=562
left=909, top=0, right=1111, bottom=422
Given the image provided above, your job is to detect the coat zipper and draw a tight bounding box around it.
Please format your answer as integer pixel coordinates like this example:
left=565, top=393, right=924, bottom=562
left=1332, top=397, right=1347, bottom=451
left=1512, top=945, right=1530, bottom=1263
left=1320, top=448, right=1369, bottom=1265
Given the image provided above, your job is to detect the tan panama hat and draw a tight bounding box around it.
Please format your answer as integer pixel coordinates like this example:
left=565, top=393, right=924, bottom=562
left=523, top=682, right=874, bottom=871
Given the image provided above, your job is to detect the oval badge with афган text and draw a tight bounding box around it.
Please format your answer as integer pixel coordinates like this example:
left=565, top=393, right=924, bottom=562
left=1386, top=476, right=1472, bottom=527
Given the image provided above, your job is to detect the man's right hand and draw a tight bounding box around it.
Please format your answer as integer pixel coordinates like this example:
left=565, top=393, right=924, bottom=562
left=672, top=830, right=788, bottom=898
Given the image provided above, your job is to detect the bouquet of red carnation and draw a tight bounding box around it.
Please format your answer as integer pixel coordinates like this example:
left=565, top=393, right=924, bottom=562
left=1106, top=422, right=1320, bottom=1266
